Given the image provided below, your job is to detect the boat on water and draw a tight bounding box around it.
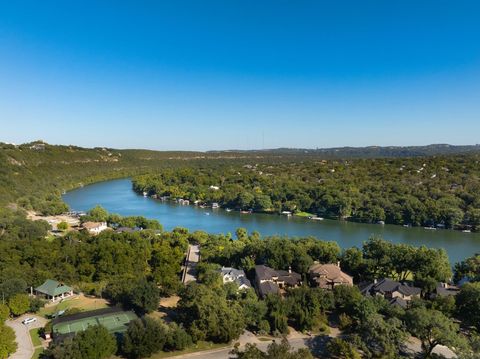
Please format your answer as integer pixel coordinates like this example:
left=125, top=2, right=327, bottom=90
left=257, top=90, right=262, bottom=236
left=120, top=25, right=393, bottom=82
left=205, top=212, right=210, bottom=216
left=309, top=216, right=324, bottom=221
left=240, top=210, right=252, bottom=214
left=143, top=192, right=148, bottom=197
left=225, top=208, right=232, bottom=212
left=462, top=230, right=471, bottom=233
left=424, top=226, right=436, bottom=230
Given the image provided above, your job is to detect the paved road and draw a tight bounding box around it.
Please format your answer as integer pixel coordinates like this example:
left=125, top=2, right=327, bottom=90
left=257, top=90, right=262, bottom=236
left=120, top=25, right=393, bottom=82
left=183, top=245, right=200, bottom=284
left=168, top=334, right=330, bottom=359
left=5, top=314, right=47, bottom=359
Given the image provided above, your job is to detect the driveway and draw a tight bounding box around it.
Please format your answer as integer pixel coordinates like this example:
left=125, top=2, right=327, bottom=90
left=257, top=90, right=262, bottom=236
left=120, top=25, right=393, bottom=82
left=182, top=245, right=200, bottom=284
left=5, top=314, right=47, bottom=359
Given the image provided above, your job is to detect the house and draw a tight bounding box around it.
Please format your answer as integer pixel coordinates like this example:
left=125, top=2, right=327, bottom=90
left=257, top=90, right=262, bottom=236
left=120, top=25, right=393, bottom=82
left=219, top=267, right=252, bottom=290
left=115, top=227, right=142, bottom=234
left=309, top=262, right=353, bottom=290
left=35, top=279, right=74, bottom=302
left=82, top=221, right=108, bottom=235
left=430, top=283, right=460, bottom=299
left=359, top=278, right=421, bottom=308
left=254, top=265, right=302, bottom=298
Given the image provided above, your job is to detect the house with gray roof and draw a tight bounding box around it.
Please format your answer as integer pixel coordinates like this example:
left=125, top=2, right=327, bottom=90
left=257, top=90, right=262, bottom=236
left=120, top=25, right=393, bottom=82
left=254, top=265, right=302, bottom=298
left=35, top=279, right=74, bottom=302
left=219, top=267, right=252, bottom=290
left=359, top=278, right=421, bottom=307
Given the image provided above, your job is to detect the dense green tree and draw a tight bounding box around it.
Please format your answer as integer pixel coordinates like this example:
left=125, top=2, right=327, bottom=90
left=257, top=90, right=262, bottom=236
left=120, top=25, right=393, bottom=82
left=355, top=314, right=407, bottom=358
left=45, top=325, right=116, bottom=359
left=455, top=282, right=480, bottom=331
left=57, top=221, right=69, bottom=231
left=0, top=324, right=17, bottom=359
left=129, top=279, right=160, bottom=314
left=230, top=338, right=314, bottom=359
left=177, top=283, right=245, bottom=343
left=0, top=305, right=9, bottom=322
left=85, top=205, right=109, bottom=222
left=122, top=317, right=167, bottom=358
left=327, top=338, right=361, bottom=359
left=8, top=293, right=29, bottom=316
left=454, top=254, right=480, bottom=283
left=405, top=307, right=466, bottom=358
left=0, top=278, right=27, bottom=300
left=164, top=322, right=192, bottom=351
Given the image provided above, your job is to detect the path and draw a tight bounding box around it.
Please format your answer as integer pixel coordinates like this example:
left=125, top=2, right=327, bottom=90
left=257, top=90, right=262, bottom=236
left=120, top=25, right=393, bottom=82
left=6, top=314, right=47, bottom=359
left=182, top=245, right=200, bottom=284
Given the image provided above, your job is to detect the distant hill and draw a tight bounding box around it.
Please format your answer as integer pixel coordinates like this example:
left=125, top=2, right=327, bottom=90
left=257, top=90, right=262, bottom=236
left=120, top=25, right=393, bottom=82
left=1, top=140, right=479, bottom=214
left=217, top=144, right=480, bottom=158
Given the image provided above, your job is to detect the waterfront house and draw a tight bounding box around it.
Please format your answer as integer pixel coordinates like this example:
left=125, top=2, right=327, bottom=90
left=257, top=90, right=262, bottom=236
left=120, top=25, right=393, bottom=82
left=35, top=279, right=74, bottom=302
left=219, top=267, right=252, bottom=290
left=309, top=262, right=353, bottom=290
left=254, top=265, right=301, bottom=298
left=359, top=278, right=421, bottom=308
left=82, top=221, right=108, bottom=235
left=430, top=282, right=460, bottom=299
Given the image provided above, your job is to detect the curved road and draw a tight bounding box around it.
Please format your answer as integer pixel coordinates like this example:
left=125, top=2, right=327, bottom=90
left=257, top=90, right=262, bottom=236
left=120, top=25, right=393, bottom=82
left=6, top=314, right=47, bottom=359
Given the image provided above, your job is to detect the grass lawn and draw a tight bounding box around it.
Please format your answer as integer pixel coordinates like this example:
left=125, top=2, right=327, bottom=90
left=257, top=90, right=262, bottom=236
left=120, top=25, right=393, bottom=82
left=31, top=347, right=44, bottom=359
left=29, top=328, right=42, bottom=346
left=39, top=294, right=109, bottom=318
left=294, top=211, right=315, bottom=217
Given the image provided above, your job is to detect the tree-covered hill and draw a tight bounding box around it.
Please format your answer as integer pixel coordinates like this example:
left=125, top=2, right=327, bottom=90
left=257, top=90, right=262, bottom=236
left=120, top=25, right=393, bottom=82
left=2, top=140, right=480, bottom=218
left=133, top=153, right=480, bottom=230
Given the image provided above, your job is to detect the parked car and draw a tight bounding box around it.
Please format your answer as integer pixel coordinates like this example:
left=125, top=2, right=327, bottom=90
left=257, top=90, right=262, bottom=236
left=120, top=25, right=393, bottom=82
left=22, top=317, right=37, bottom=325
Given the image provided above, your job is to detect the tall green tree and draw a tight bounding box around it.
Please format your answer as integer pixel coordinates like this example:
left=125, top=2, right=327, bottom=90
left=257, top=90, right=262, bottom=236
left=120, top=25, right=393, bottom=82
left=405, top=307, right=466, bottom=358
left=0, top=325, right=17, bottom=359
left=456, top=282, right=480, bottom=331
left=8, top=294, right=29, bottom=316
left=122, top=317, right=167, bottom=359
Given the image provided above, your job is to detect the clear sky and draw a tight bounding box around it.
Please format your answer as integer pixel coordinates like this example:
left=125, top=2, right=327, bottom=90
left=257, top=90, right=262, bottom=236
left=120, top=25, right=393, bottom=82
left=0, top=1, right=479, bottom=151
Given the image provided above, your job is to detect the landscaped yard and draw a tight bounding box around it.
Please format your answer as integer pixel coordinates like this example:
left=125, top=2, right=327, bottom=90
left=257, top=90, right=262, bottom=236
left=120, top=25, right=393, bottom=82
left=38, top=294, right=110, bottom=318
left=31, top=347, right=44, bottom=359
left=29, top=328, right=42, bottom=346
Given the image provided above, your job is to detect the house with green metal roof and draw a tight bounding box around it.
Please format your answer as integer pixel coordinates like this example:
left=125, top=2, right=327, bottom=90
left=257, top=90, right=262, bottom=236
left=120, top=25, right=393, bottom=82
left=35, top=279, right=74, bottom=302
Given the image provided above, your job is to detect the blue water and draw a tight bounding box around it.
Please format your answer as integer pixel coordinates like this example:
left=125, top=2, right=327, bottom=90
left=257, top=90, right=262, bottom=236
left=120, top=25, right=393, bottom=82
left=63, top=178, right=480, bottom=264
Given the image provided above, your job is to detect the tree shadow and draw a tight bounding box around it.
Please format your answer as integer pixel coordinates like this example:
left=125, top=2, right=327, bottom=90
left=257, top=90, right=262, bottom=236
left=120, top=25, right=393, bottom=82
left=305, top=335, right=332, bottom=357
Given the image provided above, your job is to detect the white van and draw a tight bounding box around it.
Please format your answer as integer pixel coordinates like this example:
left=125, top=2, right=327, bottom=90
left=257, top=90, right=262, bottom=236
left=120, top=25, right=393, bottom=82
left=22, top=317, right=37, bottom=325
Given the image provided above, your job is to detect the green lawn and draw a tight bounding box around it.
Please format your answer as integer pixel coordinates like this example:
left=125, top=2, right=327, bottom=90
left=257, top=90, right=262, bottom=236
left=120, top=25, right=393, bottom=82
left=294, top=211, right=315, bottom=217
left=39, top=296, right=109, bottom=318
left=29, top=328, right=42, bottom=347
left=31, top=347, right=44, bottom=359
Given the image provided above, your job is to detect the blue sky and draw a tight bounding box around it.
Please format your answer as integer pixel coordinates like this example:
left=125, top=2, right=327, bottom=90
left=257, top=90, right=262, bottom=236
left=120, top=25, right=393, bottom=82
left=0, top=1, right=479, bottom=151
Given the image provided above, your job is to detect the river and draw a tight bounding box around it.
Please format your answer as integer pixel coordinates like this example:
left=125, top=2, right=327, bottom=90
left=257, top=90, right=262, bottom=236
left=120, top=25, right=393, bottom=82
left=63, top=178, right=480, bottom=264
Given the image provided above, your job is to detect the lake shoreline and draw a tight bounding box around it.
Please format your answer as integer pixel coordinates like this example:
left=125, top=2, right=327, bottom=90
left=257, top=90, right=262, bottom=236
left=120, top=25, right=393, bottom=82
left=63, top=178, right=480, bottom=263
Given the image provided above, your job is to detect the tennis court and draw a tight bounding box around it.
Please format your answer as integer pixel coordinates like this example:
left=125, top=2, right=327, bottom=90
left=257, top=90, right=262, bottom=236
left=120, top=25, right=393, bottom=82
left=53, top=309, right=137, bottom=335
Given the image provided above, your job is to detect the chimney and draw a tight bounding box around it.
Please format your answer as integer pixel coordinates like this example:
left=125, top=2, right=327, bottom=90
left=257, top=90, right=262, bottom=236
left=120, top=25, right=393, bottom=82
left=374, top=278, right=378, bottom=284
left=337, top=261, right=341, bottom=268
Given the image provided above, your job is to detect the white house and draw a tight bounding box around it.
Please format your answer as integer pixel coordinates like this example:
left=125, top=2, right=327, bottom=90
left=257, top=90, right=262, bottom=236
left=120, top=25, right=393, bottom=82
left=82, top=221, right=108, bottom=235
left=219, top=267, right=252, bottom=290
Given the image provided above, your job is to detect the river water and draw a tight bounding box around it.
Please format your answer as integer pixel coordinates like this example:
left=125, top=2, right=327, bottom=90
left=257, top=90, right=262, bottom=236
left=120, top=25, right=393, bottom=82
left=63, top=178, right=480, bottom=264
